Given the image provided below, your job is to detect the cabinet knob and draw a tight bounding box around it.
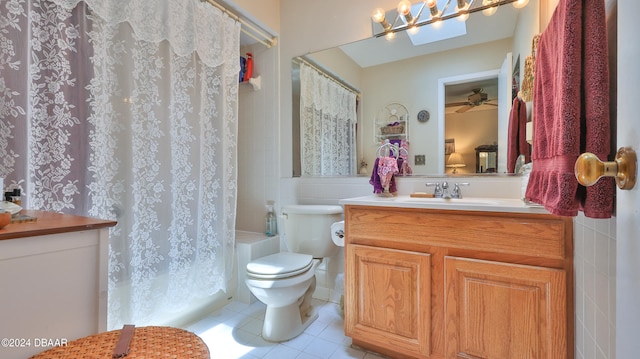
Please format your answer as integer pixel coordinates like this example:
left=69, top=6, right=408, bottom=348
left=574, top=147, right=636, bottom=190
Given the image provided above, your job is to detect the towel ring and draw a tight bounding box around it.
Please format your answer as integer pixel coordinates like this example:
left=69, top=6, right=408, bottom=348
left=574, top=147, right=637, bottom=190
left=376, top=139, right=400, bottom=159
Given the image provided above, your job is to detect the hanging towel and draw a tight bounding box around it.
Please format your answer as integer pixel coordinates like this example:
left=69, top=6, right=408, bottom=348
left=377, top=157, right=398, bottom=190
left=507, top=96, right=530, bottom=173
left=397, top=140, right=413, bottom=176
left=525, top=0, right=613, bottom=218
left=369, top=157, right=397, bottom=194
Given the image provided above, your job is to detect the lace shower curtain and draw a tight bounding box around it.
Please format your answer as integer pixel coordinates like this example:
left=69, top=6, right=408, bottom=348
left=0, top=0, right=239, bottom=328
left=299, top=63, right=357, bottom=176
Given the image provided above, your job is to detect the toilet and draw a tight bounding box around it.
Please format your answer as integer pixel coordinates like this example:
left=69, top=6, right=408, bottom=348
left=245, top=204, right=343, bottom=342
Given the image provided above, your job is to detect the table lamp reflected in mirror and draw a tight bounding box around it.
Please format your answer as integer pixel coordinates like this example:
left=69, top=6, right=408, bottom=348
left=447, top=152, right=466, bottom=174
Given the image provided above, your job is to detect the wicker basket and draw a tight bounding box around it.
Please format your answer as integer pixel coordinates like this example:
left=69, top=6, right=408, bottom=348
left=380, top=124, right=404, bottom=136
left=29, top=326, right=209, bottom=359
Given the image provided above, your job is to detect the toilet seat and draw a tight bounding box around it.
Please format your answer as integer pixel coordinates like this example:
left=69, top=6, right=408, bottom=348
left=246, top=252, right=313, bottom=280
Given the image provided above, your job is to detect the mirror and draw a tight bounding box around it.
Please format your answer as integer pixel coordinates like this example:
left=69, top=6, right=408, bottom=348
left=292, top=0, right=539, bottom=176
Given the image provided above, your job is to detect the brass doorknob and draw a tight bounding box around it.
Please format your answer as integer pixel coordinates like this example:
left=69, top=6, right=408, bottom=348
left=574, top=147, right=637, bottom=190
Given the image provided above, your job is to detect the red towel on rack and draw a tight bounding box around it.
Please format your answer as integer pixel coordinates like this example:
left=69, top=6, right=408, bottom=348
left=507, top=96, right=530, bottom=173
left=525, top=0, right=613, bottom=218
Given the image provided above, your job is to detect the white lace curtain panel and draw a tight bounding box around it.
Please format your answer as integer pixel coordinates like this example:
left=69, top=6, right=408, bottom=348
left=0, top=0, right=240, bottom=328
left=299, top=62, right=357, bottom=176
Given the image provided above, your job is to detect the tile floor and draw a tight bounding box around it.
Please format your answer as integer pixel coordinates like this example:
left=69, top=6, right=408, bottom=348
left=183, top=299, right=387, bottom=359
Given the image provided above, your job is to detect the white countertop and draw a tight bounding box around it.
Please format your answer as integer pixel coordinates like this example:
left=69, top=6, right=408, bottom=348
left=339, top=195, right=549, bottom=214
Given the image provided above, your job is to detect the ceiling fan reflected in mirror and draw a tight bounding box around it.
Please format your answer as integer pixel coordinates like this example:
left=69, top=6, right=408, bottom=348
left=446, top=88, right=498, bottom=113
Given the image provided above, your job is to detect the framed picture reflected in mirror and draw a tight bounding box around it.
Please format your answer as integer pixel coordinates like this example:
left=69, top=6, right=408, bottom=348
left=445, top=138, right=455, bottom=156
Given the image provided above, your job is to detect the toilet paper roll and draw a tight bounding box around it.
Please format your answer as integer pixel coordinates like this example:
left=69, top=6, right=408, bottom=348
left=331, top=220, right=345, bottom=247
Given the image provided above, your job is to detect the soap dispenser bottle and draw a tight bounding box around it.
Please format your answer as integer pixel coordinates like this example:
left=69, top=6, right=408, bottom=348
left=265, top=201, right=277, bottom=237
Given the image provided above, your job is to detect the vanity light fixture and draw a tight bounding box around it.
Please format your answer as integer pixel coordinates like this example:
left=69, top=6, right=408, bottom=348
left=371, top=0, right=530, bottom=40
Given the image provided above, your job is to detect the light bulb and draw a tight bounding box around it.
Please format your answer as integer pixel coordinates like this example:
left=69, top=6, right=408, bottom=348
left=512, top=0, right=529, bottom=8
left=372, top=7, right=392, bottom=31
left=385, top=31, right=397, bottom=41
left=426, top=0, right=441, bottom=18
left=371, top=8, right=386, bottom=23
left=482, top=0, right=497, bottom=16
left=456, top=0, right=469, bottom=9
left=455, top=6, right=469, bottom=21
left=397, top=0, right=412, bottom=15
left=431, top=18, right=443, bottom=29
left=455, top=0, right=470, bottom=21
left=407, top=25, right=420, bottom=35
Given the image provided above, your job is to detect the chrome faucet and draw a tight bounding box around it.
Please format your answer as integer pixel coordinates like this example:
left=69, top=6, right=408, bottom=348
left=426, top=181, right=469, bottom=199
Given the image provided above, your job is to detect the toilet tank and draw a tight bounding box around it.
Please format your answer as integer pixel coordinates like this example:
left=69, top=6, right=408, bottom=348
left=281, top=205, right=343, bottom=258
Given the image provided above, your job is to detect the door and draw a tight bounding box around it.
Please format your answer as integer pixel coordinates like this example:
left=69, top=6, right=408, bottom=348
left=616, top=1, right=640, bottom=356
left=497, top=52, right=513, bottom=174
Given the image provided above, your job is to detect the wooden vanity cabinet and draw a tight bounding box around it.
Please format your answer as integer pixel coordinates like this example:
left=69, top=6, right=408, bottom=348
left=343, top=205, right=573, bottom=359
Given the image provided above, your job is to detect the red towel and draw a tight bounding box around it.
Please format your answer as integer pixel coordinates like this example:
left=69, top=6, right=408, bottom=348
left=507, top=96, right=531, bottom=173
left=525, top=0, right=613, bottom=218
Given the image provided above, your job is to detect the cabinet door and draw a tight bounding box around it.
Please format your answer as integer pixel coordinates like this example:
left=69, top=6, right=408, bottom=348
left=444, top=256, right=567, bottom=359
left=345, top=245, right=431, bottom=358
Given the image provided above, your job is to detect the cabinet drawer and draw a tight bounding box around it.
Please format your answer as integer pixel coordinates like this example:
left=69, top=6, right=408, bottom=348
left=345, top=206, right=571, bottom=260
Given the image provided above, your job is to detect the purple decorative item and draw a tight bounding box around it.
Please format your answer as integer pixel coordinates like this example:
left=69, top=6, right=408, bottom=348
left=389, top=139, right=402, bottom=147
left=239, top=56, right=246, bottom=83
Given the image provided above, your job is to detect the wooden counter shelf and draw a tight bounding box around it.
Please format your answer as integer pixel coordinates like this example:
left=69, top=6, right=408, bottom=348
left=0, top=210, right=116, bottom=240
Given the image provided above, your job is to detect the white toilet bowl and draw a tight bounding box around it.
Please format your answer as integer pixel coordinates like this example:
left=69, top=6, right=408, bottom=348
left=246, top=252, right=320, bottom=342
left=244, top=205, right=343, bottom=342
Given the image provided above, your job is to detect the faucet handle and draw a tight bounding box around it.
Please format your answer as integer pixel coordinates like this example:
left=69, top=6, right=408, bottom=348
left=452, top=182, right=470, bottom=198
left=425, top=182, right=443, bottom=197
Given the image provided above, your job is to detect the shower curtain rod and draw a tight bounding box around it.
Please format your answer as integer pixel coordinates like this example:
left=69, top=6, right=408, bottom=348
left=203, top=0, right=277, bottom=48
left=293, top=57, right=361, bottom=97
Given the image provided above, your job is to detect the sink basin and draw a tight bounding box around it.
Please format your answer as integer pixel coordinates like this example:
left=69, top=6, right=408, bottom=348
left=339, top=195, right=547, bottom=214
left=404, top=197, right=503, bottom=206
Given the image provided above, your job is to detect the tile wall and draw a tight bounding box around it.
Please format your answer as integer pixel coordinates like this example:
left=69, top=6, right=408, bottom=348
left=574, top=214, right=616, bottom=359
left=236, top=44, right=280, bottom=234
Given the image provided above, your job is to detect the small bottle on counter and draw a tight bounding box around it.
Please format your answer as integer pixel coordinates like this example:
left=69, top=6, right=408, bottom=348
left=265, top=202, right=277, bottom=237
left=11, top=189, right=21, bottom=206
left=4, top=188, right=21, bottom=205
